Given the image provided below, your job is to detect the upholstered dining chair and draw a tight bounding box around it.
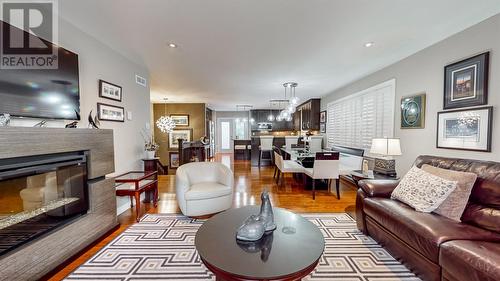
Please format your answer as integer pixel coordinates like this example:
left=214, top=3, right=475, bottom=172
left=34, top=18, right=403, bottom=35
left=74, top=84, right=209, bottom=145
left=175, top=162, right=234, bottom=217
left=303, top=152, right=340, bottom=200
left=308, top=136, right=323, bottom=152
left=284, top=136, right=299, bottom=150
left=273, top=148, right=304, bottom=187
left=259, top=136, right=274, bottom=167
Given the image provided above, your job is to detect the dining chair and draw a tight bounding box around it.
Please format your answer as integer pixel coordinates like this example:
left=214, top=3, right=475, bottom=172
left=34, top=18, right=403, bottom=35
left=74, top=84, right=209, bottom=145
left=284, top=136, right=299, bottom=150
left=308, top=136, right=323, bottom=152
left=259, top=136, right=274, bottom=167
left=273, top=148, right=304, bottom=187
left=303, top=152, right=340, bottom=200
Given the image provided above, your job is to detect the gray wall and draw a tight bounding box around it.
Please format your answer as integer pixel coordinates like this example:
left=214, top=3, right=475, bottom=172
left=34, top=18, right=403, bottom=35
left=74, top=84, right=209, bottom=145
left=321, top=14, right=500, bottom=175
left=10, top=18, right=151, bottom=214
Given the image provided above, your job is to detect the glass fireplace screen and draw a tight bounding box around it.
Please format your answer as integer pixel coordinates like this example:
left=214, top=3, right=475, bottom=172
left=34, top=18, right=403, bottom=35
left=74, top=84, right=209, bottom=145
left=0, top=152, right=88, bottom=256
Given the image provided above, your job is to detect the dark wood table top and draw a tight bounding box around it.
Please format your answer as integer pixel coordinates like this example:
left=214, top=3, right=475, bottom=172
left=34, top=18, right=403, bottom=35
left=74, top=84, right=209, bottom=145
left=195, top=206, right=324, bottom=280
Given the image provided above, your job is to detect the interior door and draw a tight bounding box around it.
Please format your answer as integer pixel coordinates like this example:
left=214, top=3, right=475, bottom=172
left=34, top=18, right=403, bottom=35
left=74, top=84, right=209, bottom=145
left=217, top=118, right=235, bottom=153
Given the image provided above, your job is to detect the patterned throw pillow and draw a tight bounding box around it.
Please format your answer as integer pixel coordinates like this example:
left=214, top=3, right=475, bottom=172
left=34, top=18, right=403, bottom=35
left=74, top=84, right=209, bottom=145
left=421, top=164, right=477, bottom=221
left=391, top=166, right=458, bottom=213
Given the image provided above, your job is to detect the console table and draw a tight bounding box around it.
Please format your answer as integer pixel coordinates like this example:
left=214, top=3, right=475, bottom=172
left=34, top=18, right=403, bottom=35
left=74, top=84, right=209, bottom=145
left=115, top=171, right=158, bottom=222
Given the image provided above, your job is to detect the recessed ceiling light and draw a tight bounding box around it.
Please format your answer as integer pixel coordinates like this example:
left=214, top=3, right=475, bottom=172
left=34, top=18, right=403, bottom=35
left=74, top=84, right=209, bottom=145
left=168, top=43, right=177, bottom=48
left=364, top=42, right=374, bottom=48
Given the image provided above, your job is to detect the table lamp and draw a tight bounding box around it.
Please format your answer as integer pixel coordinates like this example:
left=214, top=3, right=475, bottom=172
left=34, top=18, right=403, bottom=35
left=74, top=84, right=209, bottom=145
left=370, top=138, right=402, bottom=177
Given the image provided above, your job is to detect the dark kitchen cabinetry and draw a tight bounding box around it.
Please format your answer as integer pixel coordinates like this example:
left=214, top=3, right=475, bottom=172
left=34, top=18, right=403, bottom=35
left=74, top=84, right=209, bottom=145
left=250, top=109, right=296, bottom=131
left=297, top=99, right=320, bottom=131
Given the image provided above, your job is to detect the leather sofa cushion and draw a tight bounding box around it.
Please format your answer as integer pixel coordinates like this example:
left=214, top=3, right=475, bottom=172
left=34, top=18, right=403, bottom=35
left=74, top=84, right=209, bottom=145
left=414, top=155, right=500, bottom=233
left=363, top=198, right=500, bottom=262
left=185, top=182, right=232, bottom=200
left=440, top=240, right=500, bottom=281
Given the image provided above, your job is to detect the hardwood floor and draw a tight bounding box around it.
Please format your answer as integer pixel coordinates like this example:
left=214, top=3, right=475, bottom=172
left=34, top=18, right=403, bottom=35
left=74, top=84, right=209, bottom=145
left=44, top=153, right=357, bottom=280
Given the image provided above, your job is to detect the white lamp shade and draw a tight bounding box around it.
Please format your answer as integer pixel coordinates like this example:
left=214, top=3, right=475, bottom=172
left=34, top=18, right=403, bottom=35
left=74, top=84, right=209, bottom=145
left=370, top=138, right=402, bottom=156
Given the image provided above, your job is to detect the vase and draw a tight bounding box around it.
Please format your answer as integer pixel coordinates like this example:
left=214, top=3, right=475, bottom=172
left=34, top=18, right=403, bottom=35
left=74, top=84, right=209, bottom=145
left=144, top=151, right=156, bottom=159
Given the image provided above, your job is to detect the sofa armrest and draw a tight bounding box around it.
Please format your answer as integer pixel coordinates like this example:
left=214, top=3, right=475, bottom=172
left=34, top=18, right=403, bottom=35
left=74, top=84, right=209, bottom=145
left=358, top=179, right=400, bottom=198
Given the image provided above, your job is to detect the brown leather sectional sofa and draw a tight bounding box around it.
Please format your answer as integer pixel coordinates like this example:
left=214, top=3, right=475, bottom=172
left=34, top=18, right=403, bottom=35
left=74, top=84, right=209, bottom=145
left=355, top=155, right=500, bottom=281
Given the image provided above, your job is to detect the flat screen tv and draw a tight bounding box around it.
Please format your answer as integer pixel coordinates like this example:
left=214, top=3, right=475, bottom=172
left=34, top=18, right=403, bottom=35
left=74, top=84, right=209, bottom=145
left=0, top=21, right=80, bottom=120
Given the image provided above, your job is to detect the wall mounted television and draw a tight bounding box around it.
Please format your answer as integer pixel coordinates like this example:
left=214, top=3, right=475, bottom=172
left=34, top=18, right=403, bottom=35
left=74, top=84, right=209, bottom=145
left=0, top=21, right=80, bottom=120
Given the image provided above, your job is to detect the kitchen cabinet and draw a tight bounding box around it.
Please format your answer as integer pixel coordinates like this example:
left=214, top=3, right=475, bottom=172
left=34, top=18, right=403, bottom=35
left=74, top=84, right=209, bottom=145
left=297, top=99, right=320, bottom=131
left=250, top=109, right=296, bottom=131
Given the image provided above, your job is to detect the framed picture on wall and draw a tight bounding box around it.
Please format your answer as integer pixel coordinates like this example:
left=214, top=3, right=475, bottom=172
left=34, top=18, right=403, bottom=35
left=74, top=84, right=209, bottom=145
left=401, top=93, right=426, bottom=129
left=97, top=103, right=125, bottom=122
left=444, top=52, right=489, bottom=109
left=169, top=152, right=180, bottom=169
left=319, top=111, right=327, bottom=123
left=170, top=114, right=189, bottom=126
left=168, top=128, right=193, bottom=148
left=320, top=123, right=326, bottom=133
left=99, top=80, right=122, bottom=102
left=436, top=106, right=492, bottom=152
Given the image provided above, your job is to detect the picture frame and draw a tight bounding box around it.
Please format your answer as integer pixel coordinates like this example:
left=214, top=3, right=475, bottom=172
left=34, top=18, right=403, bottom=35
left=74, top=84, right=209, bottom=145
left=168, top=128, right=193, bottom=148
left=97, top=103, right=125, bottom=122
left=436, top=106, right=492, bottom=152
left=99, top=80, right=122, bottom=102
left=320, top=123, right=326, bottom=133
left=170, top=114, right=189, bottom=126
left=319, top=111, right=327, bottom=123
left=401, top=93, right=426, bottom=129
left=169, top=152, right=180, bottom=169
left=444, top=52, right=489, bottom=109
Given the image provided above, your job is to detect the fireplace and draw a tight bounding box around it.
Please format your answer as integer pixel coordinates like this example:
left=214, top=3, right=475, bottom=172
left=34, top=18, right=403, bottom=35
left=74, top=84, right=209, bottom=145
left=0, top=152, right=88, bottom=256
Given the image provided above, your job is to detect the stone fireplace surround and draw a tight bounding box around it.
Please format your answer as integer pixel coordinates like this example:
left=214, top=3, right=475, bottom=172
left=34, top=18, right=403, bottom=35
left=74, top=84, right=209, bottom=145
left=0, top=127, right=117, bottom=280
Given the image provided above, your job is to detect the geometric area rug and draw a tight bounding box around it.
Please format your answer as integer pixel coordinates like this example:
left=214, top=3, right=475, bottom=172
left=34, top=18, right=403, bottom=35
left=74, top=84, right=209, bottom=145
left=65, top=213, right=421, bottom=281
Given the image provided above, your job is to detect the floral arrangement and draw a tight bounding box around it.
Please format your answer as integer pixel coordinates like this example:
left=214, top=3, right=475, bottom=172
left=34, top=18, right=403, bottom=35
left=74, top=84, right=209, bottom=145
left=141, top=128, right=159, bottom=151
left=144, top=138, right=159, bottom=151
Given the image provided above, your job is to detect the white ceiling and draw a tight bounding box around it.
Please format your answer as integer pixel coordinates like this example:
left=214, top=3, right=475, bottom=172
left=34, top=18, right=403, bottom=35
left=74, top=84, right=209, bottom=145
left=59, top=0, right=500, bottom=110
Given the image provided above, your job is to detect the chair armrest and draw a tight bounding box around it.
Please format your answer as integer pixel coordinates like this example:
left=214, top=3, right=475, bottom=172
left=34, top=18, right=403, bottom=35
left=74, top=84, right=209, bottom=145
left=175, top=167, right=191, bottom=204
left=217, top=165, right=234, bottom=189
left=358, top=179, right=400, bottom=198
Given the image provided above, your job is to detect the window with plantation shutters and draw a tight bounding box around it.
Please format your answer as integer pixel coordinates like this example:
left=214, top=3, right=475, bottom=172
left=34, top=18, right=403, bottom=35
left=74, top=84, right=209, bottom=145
left=326, top=79, right=395, bottom=150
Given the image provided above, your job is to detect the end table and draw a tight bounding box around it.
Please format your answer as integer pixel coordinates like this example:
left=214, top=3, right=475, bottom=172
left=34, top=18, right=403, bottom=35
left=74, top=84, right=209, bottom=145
left=115, top=171, right=158, bottom=222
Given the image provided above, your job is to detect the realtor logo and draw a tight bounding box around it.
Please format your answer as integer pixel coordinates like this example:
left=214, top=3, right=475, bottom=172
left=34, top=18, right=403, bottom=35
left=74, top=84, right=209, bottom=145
left=0, top=0, right=58, bottom=69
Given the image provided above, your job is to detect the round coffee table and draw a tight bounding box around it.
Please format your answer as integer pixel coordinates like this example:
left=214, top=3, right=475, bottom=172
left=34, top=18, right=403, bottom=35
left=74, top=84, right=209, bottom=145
left=195, top=206, right=325, bottom=281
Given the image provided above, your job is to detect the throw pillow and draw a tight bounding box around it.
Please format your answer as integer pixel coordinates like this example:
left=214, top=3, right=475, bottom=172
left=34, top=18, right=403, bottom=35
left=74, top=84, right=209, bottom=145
left=421, top=164, right=477, bottom=221
left=391, top=166, right=458, bottom=212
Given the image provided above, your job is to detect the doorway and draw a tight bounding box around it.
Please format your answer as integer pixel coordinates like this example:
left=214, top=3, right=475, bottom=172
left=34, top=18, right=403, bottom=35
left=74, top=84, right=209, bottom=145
left=216, top=118, right=249, bottom=153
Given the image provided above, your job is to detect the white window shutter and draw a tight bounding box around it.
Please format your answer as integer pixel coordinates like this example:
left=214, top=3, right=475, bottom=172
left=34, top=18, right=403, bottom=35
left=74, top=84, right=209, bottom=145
left=326, top=79, right=395, bottom=150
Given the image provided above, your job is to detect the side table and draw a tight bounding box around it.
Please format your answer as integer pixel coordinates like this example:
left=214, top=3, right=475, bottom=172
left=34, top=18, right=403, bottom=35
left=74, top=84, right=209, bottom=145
left=350, top=170, right=399, bottom=187
left=115, top=171, right=158, bottom=222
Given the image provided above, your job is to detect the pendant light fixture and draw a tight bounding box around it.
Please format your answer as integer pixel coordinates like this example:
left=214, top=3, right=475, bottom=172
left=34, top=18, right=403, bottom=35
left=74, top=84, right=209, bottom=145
left=156, top=98, right=176, bottom=133
left=280, top=82, right=298, bottom=121
left=267, top=101, right=275, bottom=121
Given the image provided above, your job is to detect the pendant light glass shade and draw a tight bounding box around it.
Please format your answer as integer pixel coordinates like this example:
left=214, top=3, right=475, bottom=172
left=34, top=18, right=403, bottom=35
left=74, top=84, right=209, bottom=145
left=267, top=113, right=275, bottom=121
left=156, top=116, right=176, bottom=133
left=156, top=98, right=176, bottom=133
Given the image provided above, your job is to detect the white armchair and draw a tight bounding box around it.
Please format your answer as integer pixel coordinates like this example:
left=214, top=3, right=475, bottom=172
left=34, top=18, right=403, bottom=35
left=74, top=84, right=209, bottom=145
left=175, top=162, right=234, bottom=217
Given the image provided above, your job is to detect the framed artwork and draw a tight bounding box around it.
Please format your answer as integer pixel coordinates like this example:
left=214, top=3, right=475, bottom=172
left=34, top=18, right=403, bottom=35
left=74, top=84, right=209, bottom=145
left=168, top=128, right=193, bottom=148
left=444, top=52, right=489, bottom=109
left=320, top=123, right=326, bottom=133
left=437, top=106, right=492, bottom=152
left=401, top=93, right=426, bottom=129
left=170, top=114, right=189, bottom=126
left=97, top=103, right=125, bottom=122
left=319, top=111, right=327, bottom=123
left=99, top=80, right=122, bottom=102
left=169, top=152, right=180, bottom=169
